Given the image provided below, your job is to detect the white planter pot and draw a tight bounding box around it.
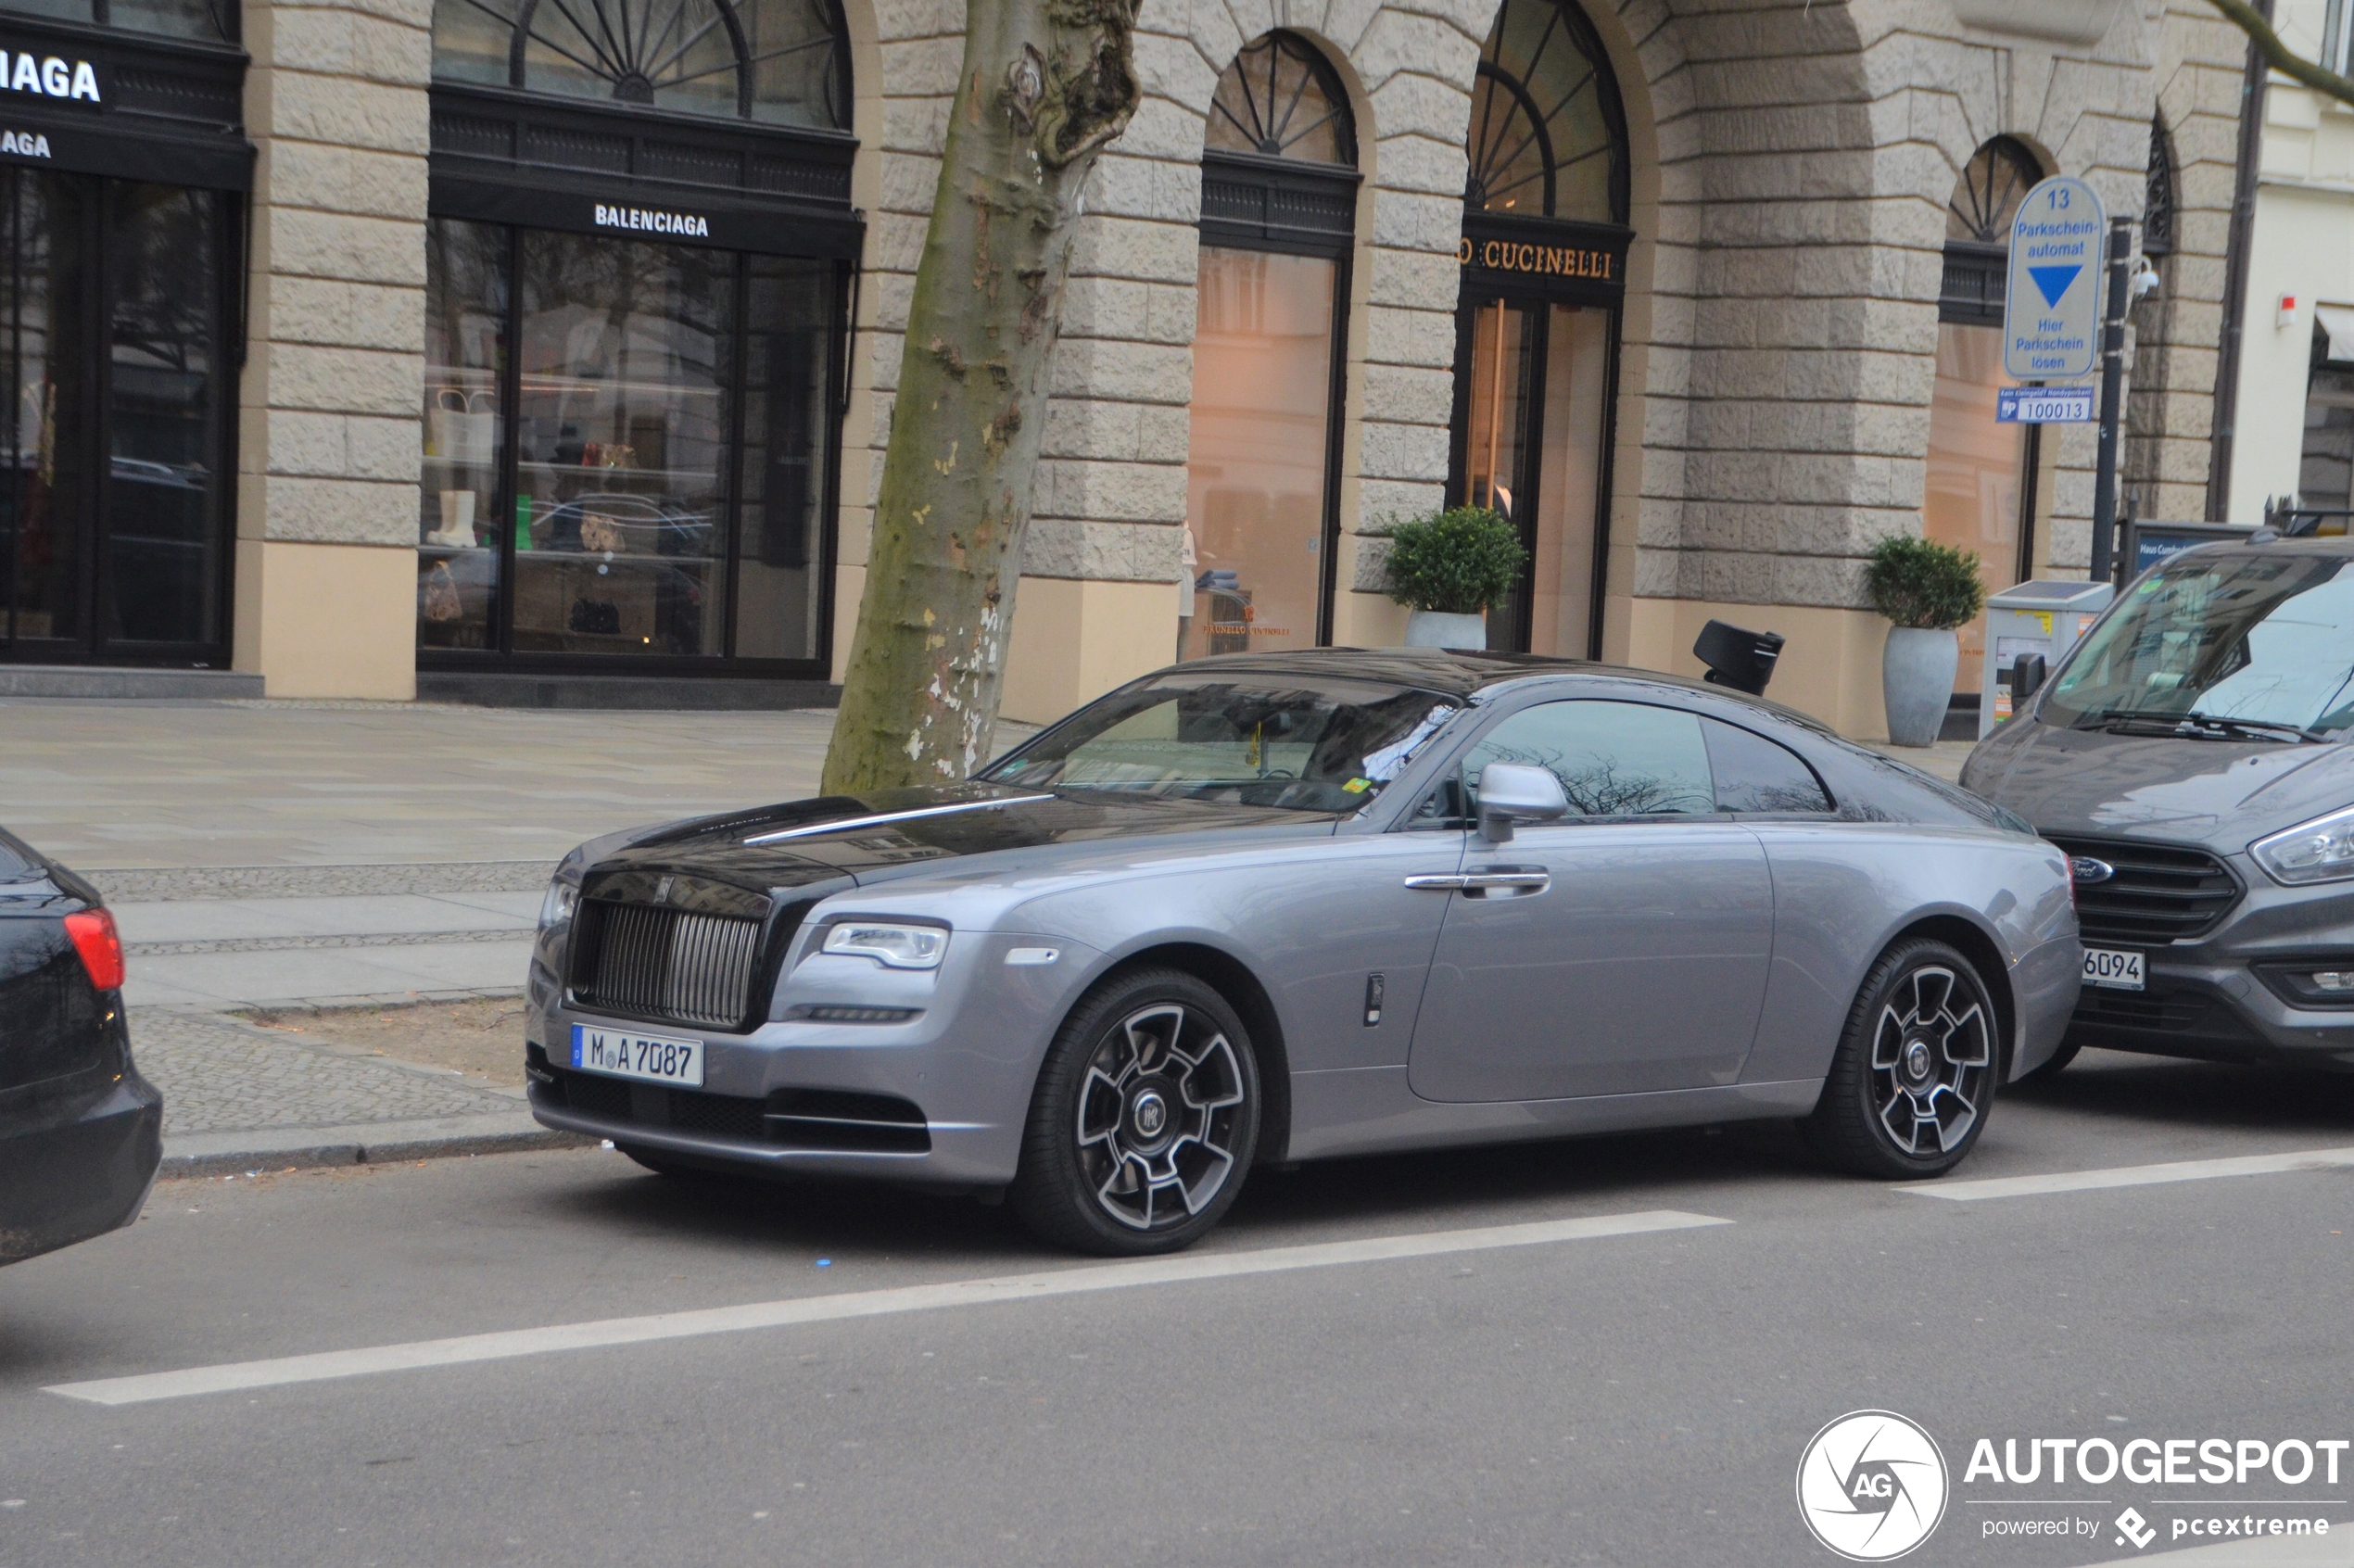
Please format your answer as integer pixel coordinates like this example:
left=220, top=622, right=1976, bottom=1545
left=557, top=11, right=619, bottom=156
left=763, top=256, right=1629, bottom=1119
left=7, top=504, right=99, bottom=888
left=1404, top=610, right=1487, bottom=651
left=1882, top=626, right=1959, bottom=748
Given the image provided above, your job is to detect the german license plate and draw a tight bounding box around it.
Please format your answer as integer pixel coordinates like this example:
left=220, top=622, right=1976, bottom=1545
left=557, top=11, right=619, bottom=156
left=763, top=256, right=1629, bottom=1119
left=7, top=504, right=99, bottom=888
left=571, top=1023, right=704, bottom=1087
left=2082, top=947, right=2145, bottom=992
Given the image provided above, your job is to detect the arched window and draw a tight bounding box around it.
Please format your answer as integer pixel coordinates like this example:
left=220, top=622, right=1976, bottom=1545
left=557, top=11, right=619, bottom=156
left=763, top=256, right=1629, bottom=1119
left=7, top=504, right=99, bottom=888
left=1930, top=136, right=2049, bottom=704
left=1185, top=33, right=1359, bottom=660
left=1465, top=0, right=1627, bottom=223
left=1206, top=32, right=1354, bottom=166
left=432, top=0, right=848, bottom=129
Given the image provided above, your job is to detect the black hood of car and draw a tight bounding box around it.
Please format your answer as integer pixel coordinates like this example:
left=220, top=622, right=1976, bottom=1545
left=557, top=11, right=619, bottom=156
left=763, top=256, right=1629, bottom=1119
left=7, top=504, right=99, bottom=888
left=1968, top=717, right=2354, bottom=845
left=583, top=781, right=1342, bottom=897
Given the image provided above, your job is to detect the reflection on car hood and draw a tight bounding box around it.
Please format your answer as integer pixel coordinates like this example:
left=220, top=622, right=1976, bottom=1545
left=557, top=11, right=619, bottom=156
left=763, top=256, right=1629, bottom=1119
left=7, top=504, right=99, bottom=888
left=587, top=781, right=1343, bottom=892
left=1973, top=720, right=2354, bottom=844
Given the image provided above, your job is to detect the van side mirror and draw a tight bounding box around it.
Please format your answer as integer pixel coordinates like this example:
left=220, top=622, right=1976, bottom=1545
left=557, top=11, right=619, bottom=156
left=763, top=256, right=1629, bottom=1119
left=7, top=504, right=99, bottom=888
left=2011, top=651, right=2048, bottom=704
left=1474, top=763, right=1570, bottom=843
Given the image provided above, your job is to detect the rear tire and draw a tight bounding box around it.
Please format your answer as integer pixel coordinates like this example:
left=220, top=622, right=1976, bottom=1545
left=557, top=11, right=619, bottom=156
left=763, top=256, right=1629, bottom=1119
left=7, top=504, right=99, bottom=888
left=1008, top=967, right=1261, bottom=1256
left=1802, top=938, right=2000, bottom=1180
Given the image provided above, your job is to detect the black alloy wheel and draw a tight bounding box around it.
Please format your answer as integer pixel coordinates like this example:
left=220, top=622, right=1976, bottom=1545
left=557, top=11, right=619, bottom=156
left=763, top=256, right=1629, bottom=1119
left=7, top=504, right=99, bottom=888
left=1803, top=938, right=2000, bottom=1179
left=1009, top=967, right=1261, bottom=1256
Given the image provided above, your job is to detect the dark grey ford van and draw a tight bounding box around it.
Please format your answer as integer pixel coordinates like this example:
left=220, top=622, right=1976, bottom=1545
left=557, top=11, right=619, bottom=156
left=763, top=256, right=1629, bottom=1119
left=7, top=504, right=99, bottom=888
left=1962, top=534, right=2354, bottom=1075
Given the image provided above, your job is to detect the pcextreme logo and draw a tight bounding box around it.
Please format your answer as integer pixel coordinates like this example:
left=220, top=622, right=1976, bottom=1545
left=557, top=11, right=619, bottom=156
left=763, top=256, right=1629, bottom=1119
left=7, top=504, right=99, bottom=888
left=1797, top=1410, right=1951, bottom=1562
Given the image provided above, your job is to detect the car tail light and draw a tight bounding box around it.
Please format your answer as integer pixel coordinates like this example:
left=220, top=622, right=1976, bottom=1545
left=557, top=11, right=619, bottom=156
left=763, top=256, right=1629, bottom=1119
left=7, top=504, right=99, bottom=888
left=63, top=908, right=124, bottom=991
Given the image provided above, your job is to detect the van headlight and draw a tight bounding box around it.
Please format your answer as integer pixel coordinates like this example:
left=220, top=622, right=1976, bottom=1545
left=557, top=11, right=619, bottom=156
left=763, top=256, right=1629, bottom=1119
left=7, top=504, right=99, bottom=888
left=2251, top=806, right=2354, bottom=885
left=820, top=919, right=949, bottom=969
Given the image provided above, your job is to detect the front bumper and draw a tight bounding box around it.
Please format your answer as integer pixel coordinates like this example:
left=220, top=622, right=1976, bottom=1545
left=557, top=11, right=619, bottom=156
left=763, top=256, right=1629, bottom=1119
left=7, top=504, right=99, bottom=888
left=2068, top=955, right=2354, bottom=1069
left=525, top=960, right=1069, bottom=1188
left=0, top=1068, right=164, bottom=1265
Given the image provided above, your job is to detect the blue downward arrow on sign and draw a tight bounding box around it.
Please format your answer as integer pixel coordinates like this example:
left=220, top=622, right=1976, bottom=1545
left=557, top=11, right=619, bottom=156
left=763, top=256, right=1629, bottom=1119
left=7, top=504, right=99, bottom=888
left=2028, top=264, right=2082, bottom=308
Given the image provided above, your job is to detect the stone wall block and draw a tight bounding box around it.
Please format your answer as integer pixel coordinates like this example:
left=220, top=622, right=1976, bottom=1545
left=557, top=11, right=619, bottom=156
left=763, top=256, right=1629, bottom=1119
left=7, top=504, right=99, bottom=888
left=1086, top=153, right=1204, bottom=223
left=262, top=208, right=427, bottom=287
left=1358, top=419, right=1449, bottom=482
left=1361, top=70, right=1471, bottom=144
left=1365, top=244, right=1460, bottom=309
left=259, top=343, right=425, bottom=417
left=1042, top=398, right=1145, bottom=462
left=1360, top=362, right=1454, bottom=424
left=1370, top=188, right=1467, bottom=252
left=262, top=141, right=427, bottom=220
left=1373, top=133, right=1469, bottom=197
left=263, top=276, right=424, bottom=352
left=880, top=35, right=964, bottom=95
left=1362, top=303, right=1457, bottom=367
left=267, top=8, right=432, bottom=85
left=1050, top=338, right=1196, bottom=405
left=1123, top=97, right=1211, bottom=161
left=258, top=473, right=421, bottom=545
left=1067, top=215, right=1201, bottom=285
left=260, top=73, right=430, bottom=155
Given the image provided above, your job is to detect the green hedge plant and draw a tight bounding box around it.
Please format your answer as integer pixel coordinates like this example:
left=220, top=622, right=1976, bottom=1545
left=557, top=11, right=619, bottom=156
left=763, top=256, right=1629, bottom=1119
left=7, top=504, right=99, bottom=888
left=1382, top=507, right=1528, bottom=615
left=1866, top=536, right=1986, bottom=631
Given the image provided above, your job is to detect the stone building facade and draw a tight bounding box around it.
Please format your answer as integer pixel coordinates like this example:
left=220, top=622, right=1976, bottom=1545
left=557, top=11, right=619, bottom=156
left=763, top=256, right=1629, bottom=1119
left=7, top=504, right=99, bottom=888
left=0, top=0, right=2252, bottom=738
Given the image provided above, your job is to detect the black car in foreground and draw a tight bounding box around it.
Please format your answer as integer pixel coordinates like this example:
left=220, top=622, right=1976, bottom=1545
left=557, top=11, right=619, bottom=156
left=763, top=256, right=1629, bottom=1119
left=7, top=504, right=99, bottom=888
left=0, top=827, right=161, bottom=1265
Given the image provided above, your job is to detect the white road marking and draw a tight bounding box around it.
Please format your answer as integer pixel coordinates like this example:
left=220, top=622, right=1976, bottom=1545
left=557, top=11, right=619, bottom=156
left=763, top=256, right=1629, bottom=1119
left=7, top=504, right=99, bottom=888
left=46, top=1209, right=1728, bottom=1408
left=1901, top=1145, right=2354, bottom=1202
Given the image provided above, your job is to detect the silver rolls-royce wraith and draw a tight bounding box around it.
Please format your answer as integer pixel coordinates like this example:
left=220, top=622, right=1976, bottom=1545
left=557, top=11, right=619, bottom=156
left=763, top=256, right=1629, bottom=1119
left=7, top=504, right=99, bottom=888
left=525, top=650, right=2081, bottom=1254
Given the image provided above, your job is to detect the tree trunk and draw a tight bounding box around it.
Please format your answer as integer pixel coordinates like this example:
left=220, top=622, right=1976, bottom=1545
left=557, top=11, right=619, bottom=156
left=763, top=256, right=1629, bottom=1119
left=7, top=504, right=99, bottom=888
left=820, top=0, right=1142, bottom=794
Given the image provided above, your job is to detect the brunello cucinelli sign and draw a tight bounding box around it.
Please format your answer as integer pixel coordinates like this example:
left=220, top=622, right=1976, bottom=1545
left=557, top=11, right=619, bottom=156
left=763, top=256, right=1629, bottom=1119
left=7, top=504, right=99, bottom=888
left=1458, top=234, right=1616, bottom=282
left=0, top=51, right=100, bottom=104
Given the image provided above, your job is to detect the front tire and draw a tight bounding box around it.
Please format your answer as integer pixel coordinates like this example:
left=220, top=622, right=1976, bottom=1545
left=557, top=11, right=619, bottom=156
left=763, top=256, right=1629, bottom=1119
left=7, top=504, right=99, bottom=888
left=1803, top=938, right=2000, bottom=1179
left=1008, top=967, right=1261, bottom=1256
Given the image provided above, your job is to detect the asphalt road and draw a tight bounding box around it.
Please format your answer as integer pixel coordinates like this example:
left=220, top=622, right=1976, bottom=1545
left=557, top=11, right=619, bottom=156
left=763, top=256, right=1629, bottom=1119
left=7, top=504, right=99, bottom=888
left=5, top=1048, right=2352, bottom=1568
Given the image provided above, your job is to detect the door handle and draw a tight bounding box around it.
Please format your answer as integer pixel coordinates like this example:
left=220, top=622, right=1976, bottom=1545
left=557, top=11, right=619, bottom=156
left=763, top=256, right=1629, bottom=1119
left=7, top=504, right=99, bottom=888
left=1462, top=870, right=1550, bottom=897
left=1402, top=870, right=1550, bottom=896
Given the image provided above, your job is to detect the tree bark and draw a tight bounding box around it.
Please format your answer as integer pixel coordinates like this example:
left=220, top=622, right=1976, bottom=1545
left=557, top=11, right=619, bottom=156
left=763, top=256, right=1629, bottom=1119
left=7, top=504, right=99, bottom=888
left=819, top=0, right=1142, bottom=794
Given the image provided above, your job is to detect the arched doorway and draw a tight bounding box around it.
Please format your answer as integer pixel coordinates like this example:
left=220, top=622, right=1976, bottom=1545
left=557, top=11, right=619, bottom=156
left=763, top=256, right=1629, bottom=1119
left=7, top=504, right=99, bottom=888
left=1929, top=136, right=2045, bottom=700
left=1181, top=32, right=1359, bottom=660
left=1449, top=0, right=1629, bottom=658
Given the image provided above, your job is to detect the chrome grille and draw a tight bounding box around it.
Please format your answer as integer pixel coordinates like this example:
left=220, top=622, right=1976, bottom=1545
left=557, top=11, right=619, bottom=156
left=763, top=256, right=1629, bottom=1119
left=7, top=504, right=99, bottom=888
left=572, top=901, right=764, bottom=1028
left=2044, top=834, right=2243, bottom=945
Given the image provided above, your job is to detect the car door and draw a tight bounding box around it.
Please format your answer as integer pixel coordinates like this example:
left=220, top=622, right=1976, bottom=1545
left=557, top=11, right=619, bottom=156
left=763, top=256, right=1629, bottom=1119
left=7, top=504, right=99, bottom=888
left=1404, top=699, right=1775, bottom=1103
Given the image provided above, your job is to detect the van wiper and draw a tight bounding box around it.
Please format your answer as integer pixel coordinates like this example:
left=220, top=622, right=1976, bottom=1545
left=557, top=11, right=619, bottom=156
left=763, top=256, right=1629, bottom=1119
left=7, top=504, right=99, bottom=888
left=2069, top=706, right=2329, bottom=742
left=2182, top=712, right=2334, bottom=744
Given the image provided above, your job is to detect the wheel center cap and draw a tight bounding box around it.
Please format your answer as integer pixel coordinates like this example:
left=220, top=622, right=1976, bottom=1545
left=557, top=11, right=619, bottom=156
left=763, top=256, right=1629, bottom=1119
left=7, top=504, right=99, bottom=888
left=1902, top=1038, right=1935, bottom=1084
left=1132, top=1091, right=1168, bottom=1139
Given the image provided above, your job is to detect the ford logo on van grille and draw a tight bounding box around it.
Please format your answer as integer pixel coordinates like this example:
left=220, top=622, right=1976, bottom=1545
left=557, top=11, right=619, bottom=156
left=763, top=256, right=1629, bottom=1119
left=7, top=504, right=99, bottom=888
left=2070, top=856, right=2116, bottom=885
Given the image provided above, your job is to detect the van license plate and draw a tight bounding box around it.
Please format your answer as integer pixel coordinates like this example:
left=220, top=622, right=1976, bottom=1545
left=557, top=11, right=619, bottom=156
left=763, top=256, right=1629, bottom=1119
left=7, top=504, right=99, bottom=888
left=2082, top=947, right=2145, bottom=992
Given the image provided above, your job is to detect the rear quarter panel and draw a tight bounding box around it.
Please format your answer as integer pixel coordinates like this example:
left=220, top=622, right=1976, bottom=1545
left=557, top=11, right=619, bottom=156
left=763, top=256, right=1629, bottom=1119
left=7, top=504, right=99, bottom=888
left=1740, top=823, right=2079, bottom=1083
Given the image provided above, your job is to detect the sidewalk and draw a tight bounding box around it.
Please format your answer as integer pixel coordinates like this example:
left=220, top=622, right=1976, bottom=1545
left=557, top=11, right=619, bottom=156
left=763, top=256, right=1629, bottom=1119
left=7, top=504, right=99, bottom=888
left=2, top=697, right=855, bottom=1176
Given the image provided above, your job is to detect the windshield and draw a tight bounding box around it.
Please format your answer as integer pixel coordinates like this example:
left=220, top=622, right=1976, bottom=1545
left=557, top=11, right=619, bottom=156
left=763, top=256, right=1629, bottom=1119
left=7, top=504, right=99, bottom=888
left=2043, top=552, right=2354, bottom=737
left=980, top=672, right=1462, bottom=812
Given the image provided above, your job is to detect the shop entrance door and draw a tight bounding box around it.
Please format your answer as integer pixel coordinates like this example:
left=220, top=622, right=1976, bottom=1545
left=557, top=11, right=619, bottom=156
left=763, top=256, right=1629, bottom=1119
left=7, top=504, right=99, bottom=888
left=1451, top=291, right=1614, bottom=658
left=0, top=169, right=230, bottom=664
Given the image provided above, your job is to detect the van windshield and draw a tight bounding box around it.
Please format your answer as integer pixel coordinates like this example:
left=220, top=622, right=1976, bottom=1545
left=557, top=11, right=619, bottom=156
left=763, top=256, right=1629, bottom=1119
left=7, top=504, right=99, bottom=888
left=2044, top=552, right=2354, bottom=738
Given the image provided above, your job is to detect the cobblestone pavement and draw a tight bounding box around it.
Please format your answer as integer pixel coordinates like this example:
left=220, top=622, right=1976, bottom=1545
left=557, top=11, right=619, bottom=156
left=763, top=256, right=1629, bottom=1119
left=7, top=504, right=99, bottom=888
left=134, top=1009, right=523, bottom=1138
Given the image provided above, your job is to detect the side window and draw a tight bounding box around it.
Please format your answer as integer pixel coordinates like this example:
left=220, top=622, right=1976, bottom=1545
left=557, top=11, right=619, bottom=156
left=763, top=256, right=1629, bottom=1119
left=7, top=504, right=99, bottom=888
left=1702, top=717, right=1833, bottom=814
left=1462, top=701, right=1716, bottom=818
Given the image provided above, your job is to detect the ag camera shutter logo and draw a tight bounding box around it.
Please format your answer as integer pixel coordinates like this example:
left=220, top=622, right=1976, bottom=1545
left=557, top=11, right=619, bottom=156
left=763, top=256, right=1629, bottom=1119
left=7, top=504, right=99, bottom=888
left=1796, top=1410, right=1950, bottom=1561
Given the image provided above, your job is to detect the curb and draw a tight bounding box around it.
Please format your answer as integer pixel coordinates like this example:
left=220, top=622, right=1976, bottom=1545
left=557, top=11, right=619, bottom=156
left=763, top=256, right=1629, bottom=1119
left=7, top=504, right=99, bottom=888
left=160, top=1112, right=595, bottom=1180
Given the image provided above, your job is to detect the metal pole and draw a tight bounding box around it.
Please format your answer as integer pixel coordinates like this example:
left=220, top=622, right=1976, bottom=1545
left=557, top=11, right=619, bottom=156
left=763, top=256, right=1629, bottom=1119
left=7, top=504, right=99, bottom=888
left=2090, top=216, right=2133, bottom=584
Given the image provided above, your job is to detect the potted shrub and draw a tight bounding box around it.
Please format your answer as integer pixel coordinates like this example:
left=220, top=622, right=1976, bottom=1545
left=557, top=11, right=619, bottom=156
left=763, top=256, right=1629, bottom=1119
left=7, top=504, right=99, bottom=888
left=1383, top=506, right=1527, bottom=651
left=1866, top=535, right=1986, bottom=747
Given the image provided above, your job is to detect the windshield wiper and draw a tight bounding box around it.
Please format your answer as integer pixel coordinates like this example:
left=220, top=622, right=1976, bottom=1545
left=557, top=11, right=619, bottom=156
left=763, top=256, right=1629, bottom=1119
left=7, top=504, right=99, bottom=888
left=2182, top=712, right=2334, bottom=744
left=2071, top=706, right=2333, bottom=743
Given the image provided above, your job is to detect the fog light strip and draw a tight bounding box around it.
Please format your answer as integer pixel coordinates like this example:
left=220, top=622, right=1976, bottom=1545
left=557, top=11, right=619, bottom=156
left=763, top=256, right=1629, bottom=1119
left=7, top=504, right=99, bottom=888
left=1898, top=1144, right=2354, bottom=1202
left=45, top=1209, right=1728, bottom=1408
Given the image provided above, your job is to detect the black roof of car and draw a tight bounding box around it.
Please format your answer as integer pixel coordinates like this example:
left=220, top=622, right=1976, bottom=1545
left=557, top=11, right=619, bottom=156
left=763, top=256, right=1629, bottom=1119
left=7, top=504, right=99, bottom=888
left=1160, top=646, right=1834, bottom=733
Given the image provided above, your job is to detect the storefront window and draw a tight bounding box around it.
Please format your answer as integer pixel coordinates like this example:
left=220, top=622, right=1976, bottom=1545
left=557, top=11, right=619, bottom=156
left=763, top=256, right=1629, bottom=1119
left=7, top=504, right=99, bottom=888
left=417, top=219, right=841, bottom=664
left=1186, top=32, right=1356, bottom=661
left=3, top=171, right=226, bottom=655
left=1185, top=247, right=1335, bottom=659
left=1929, top=137, right=2044, bottom=697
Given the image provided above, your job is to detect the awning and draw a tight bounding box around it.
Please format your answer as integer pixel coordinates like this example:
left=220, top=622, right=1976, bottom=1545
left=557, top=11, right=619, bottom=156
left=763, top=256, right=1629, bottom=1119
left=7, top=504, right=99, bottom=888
left=2318, top=303, right=2354, bottom=366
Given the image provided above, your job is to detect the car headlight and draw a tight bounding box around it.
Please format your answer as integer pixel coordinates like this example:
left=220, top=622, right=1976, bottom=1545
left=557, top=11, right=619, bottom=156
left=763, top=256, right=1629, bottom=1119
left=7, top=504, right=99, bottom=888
left=538, top=849, right=588, bottom=930
left=820, top=919, right=948, bottom=969
left=2251, top=805, right=2354, bottom=885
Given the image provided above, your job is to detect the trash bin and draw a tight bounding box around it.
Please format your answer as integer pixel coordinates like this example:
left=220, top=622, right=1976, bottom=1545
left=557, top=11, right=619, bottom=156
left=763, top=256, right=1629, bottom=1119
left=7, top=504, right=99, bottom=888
left=1979, top=580, right=2115, bottom=740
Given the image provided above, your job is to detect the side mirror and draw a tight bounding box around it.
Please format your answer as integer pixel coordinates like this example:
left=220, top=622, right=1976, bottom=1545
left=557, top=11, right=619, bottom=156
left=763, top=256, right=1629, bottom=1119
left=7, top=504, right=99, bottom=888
left=1474, top=763, right=1569, bottom=843
left=2011, top=651, right=2048, bottom=704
